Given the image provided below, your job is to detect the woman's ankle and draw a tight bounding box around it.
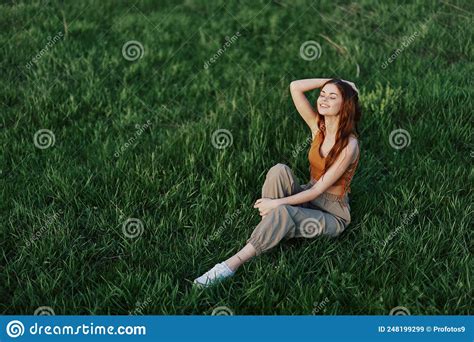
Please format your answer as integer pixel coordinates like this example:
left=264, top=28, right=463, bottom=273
left=224, top=258, right=240, bottom=272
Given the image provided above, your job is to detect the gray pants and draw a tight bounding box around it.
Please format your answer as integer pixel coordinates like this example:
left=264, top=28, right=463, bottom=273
left=247, top=163, right=351, bottom=256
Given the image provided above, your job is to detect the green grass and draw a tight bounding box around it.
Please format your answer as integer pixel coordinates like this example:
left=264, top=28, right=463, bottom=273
left=0, top=0, right=472, bottom=315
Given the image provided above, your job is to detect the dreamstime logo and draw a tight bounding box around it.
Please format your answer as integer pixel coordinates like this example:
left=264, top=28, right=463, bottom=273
left=291, top=135, right=313, bottom=158
left=211, top=306, right=234, bottom=316
left=381, top=14, right=435, bottom=70
left=203, top=208, right=242, bottom=247
left=25, top=31, right=64, bottom=70
left=114, top=120, right=152, bottom=158
left=380, top=207, right=418, bottom=248
left=25, top=210, right=62, bottom=248
left=381, top=32, right=419, bottom=69
left=6, top=320, right=25, bottom=338
left=389, top=128, right=411, bottom=150
left=129, top=297, right=152, bottom=315
left=204, top=31, right=241, bottom=69
left=122, top=218, right=144, bottom=238
left=389, top=306, right=411, bottom=315
left=34, top=306, right=55, bottom=315
left=312, top=297, right=329, bottom=314
left=122, top=40, right=144, bottom=61
left=299, top=41, right=322, bottom=61
left=211, top=129, right=233, bottom=149
left=300, top=218, right=323, bottom=237
left=34, top=129, right=55, bottom=149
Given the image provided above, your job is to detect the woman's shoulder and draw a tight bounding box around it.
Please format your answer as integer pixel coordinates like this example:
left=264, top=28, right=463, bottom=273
left=348, top=133, right=359, bottom=145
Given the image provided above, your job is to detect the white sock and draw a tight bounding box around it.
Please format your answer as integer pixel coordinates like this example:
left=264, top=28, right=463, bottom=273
left=193, top=262, right=235, bottom=287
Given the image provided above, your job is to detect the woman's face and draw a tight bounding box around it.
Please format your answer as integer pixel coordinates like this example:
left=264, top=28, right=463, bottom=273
left=316, top=83, right=343, bottom=116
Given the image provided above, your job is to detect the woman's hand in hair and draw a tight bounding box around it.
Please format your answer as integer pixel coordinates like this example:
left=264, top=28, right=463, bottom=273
left=341, top=79, right=359, bottom=94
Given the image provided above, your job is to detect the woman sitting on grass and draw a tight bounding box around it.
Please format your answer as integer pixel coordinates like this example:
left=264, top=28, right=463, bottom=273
left=194, top=78, right=361, bottom=287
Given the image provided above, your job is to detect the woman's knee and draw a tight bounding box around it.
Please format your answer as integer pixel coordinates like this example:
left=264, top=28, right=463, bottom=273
left=267, top=163, right=290, bottom=178
left=271, top=163, right=290, bottom=172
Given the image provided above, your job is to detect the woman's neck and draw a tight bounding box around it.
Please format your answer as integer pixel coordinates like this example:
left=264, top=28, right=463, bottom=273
left=324, top=115, right=339, bottom=137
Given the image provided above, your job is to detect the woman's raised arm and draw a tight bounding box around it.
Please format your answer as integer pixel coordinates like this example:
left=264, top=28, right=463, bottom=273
left=290, top=78, right=331, bottom=138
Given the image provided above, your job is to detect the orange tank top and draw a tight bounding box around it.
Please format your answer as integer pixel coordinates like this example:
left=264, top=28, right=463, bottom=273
left=308, top=127, right=360, bottom=201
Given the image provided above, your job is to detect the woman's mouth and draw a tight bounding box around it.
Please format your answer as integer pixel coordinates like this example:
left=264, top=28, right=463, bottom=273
left=319, top=103, right=330, bottom=108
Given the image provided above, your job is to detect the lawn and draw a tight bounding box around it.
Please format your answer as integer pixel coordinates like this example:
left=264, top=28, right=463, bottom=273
left=0, top=0, right=472, bottom=315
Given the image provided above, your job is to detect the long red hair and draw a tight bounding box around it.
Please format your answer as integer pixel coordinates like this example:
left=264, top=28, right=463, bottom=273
left=316, top=79, right=361, bottom=173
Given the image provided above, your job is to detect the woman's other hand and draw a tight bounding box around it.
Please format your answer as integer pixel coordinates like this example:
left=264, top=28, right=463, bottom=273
left=254, top=198, right=281, bottom=217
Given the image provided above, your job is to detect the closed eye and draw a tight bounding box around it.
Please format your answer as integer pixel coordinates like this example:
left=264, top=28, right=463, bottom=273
left=319, top=94, right=337, bottom=100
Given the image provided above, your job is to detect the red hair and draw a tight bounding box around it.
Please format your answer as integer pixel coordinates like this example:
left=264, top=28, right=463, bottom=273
left=316, top=79, right=362, bottom=172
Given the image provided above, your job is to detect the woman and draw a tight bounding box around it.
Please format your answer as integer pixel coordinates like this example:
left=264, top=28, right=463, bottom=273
left=194, top=78, right=361, bottom=287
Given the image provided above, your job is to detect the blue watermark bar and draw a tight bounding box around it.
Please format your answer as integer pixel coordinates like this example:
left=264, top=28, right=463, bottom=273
left=0, top=315, right=471, bottom=341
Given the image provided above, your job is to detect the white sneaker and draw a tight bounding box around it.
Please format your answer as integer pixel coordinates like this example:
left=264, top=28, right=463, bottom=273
left=193, top=262, right=235, bottom=287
